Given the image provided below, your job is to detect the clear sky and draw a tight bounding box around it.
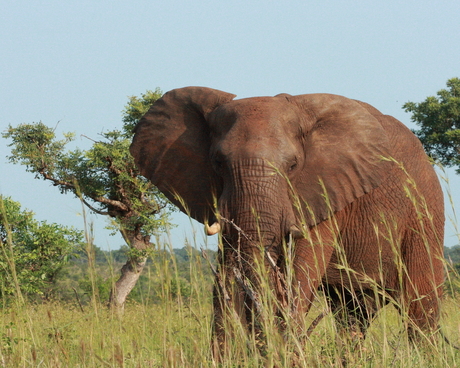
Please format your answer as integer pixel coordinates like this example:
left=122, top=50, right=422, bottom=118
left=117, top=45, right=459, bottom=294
left=1, top=1, right=459, bottom=250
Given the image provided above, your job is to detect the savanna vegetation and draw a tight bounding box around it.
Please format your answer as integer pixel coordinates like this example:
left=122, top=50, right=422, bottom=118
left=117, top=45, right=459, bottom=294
left=1, top=217, right=460, bottom=367
left=1, top=80, right=460, bottom=367
left=2, top=89, right=175, bottom=309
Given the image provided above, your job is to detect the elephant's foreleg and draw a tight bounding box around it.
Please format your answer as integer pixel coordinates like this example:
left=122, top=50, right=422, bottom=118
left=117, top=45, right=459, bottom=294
left=292, top=219, right=336, bottom=327
left=211, top=263, right=248, bottom=361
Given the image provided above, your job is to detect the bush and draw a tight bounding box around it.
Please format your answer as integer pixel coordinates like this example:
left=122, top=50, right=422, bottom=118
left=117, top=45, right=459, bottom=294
left=0, top=196, right=82, bottom=303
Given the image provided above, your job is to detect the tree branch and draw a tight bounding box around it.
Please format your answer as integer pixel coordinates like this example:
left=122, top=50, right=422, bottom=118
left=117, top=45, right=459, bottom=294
left=80, top=198, right=109, bottom=216
left=90, top=195, right=129, bottom=212
left=38, top=167, right=128, bottom=214
left=80, top=134, right=100, bottom=144
left=39, top=169, right=76, bottom=189
left=140, top=192, right=159, bottom=212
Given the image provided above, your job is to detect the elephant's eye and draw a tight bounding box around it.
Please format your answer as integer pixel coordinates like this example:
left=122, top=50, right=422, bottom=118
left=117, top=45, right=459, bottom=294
left=213, top=157, right=224, bottom=172
left=288, top=161, right=298, bottom=173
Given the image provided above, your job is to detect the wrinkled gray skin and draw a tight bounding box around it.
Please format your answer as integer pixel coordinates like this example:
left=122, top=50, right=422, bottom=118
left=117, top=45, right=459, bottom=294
left=130, top=87, right=444, bottom=357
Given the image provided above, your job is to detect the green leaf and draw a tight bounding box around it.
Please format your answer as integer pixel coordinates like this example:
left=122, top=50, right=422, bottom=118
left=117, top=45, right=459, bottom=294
left=405, top=77, right=460, bottom=173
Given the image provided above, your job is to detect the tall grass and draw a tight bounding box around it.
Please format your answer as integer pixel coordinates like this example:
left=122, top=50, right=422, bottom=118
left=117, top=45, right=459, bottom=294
left=1, top=262, right=460, bottom=367
left=1, top=273, right=459, bottom=367
left=1, top=172, right=460, bottom=367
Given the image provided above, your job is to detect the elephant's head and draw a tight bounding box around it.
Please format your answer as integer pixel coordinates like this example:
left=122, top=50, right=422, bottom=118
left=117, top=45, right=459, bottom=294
left=130, top=86, right=393, bottom=305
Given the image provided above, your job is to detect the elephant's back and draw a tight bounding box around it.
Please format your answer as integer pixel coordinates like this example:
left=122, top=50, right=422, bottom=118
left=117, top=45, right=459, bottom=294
left=380, top=115, right=444, bottom=216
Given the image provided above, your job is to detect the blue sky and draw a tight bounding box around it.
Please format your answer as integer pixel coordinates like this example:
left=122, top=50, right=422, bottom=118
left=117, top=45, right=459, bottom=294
left=1, top=1, right=459, bottom=250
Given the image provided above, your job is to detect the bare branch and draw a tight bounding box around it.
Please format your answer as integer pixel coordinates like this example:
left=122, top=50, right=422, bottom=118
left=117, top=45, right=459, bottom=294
left=52, top=120, right=62, bottom=133
left=306, top=312, right=327, bottom=337
left=233, top=267, right=262, bottom=314
left=80, top=134, right=100, bottom=144
left=201, top=248, right=218, bottom=277
left=220, top=217, right=252, bottom=242
left=201, top=248, right=231, bottom=303
left=80, top=198, right=109, bottom=216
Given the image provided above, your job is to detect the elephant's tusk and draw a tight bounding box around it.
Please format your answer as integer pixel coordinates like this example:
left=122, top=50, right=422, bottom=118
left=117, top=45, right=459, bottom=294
left=289, top=224, right=304, bottom=239
left=205, top=222, right=221, bottom=236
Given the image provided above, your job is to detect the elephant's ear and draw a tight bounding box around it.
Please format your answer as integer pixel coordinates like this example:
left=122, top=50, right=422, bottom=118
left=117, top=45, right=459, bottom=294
left=130, top=87, right=236, bottom=223
left=289, top=94, right=394, bottom=226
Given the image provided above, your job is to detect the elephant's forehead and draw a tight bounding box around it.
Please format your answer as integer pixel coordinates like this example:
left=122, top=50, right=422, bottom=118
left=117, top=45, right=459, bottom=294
left=210, top=98, right=299, bottom=160
left=210, top=97, right=298, bottom=134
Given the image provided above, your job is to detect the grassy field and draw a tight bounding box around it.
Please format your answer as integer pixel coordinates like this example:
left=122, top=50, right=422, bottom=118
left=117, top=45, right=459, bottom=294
left=2, top=175, right=460, bottom=367
left=1, top=255, right=460, bottom=368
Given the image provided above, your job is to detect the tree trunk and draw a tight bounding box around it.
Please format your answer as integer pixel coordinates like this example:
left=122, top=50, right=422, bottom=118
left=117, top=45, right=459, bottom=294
left=108, top=230, right=150, bottom=312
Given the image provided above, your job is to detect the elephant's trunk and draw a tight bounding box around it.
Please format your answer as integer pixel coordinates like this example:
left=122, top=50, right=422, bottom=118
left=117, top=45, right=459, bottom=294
left=223, top=160, right=293, bottom=250
left=218, top=160, right=296, bottom=305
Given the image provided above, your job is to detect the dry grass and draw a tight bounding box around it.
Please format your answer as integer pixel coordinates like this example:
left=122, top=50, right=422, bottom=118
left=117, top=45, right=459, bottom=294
left=1, top=289, right=460, bottom=367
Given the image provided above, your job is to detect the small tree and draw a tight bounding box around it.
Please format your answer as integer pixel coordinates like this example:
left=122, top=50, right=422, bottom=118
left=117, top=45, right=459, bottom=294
left=3, top=88, right=175, bottom=309
left=0, top=196, right=82, bottom=302
left=404, top=77, right=460, bottom=173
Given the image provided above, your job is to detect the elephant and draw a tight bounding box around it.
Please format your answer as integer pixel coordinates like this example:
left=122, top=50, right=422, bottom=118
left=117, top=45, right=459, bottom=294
left=130, top=86, right=444, bottom=356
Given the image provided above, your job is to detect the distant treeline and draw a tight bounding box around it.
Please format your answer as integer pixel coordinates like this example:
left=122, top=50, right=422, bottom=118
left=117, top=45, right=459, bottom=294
left=50, top=245, right=217, bottom=306
left=5, top=244, right=460, bottom=307
left=445, top=245, right=460, bottom=266
left=55, top=244, right=460, bottom=305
